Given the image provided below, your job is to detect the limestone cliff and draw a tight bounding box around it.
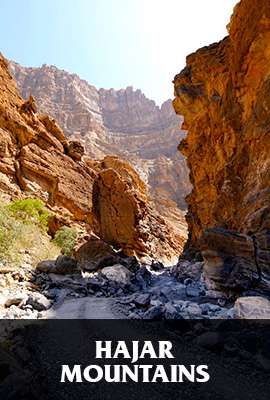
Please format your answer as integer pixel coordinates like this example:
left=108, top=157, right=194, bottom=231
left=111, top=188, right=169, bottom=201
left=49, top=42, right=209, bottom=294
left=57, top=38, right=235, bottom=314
left=173, top=0, right=270, bottom=289
left=9, top=63, right=191, bottom=209
left=0, top=53, right=185, bottom=262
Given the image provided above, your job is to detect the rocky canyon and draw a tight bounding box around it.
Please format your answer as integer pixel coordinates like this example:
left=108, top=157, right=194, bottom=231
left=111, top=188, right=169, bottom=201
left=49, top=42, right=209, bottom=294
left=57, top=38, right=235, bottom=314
left=9, top=62, right=191, bottom=211
left=0, top=0, right=269, bottom=323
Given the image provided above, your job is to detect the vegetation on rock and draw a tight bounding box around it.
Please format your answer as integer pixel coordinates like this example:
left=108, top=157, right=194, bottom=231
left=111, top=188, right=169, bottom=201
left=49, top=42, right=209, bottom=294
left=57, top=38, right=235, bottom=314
left=53, top=226, right=78, bottom=256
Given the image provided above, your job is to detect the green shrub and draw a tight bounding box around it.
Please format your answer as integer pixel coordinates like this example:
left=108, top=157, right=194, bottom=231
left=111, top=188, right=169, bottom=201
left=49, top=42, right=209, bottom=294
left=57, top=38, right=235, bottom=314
left=0, top=205, right=21, bottom=263
left=6, top=198, right=49, bottom=231
left=53, top=226, right=77, bottom=256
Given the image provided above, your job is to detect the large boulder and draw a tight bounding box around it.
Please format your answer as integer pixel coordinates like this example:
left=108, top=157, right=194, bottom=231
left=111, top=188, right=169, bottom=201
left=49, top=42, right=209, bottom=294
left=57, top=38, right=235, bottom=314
left=92, top=156, right=185, bottom=264
left=74, top=236, right=116, bottom=271
left=200, top=228, right=259, bottom=290
left=101, top=265, right=132, bottom=286
left=234, top=297, right=270, bottom=319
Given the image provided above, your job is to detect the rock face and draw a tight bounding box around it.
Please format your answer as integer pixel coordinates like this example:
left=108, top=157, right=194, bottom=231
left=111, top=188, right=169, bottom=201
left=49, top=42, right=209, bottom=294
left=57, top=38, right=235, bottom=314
left=0, top=53, right=185, bottom=261
left=173, top=0, right=270, bottom=288
left=0, top=53, right=96, bottom=224
left=92, top=156, right=184, bottom=264
left=9, top=63, right=191, bottom=210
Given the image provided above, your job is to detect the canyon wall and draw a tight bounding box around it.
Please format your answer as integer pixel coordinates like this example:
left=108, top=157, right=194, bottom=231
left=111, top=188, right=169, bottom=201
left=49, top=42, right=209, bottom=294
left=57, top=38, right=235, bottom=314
left=0, top=53, right=185, bottom=263
left=9, top=62, right=191, bottom=210
left=173, top=0, right=270, bottom=289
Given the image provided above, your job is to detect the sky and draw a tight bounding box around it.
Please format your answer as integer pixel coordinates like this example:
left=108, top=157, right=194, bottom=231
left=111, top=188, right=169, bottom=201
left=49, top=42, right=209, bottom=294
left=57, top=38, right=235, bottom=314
left=0, top=0, right=238, bottom=105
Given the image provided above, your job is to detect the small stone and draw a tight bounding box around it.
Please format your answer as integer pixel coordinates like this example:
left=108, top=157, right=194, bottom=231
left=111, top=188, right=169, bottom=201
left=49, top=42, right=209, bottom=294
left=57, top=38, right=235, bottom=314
left=185, top=303, right=202, bottom=317
left=164, top=303, right=182, bottom=319
left=5, top=293, right=28, bottom=308
left=36, top=260, right=56, bottom=273
left=133, top=293, right=151, bottom=307
left=143, top=305, right=163, bottom=320
left=150, top=261, right=164, bottom=272
left=128, top=312, right=142, bottom=320
left=186, top=285, right=201, bottom=297
left=27, top=292, right=51, bottom=311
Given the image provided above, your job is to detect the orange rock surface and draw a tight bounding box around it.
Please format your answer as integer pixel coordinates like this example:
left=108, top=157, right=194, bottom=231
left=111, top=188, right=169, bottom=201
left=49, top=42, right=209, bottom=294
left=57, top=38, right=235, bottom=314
left=0, top=54, right=97, bottom=225
left=173, top=0, right=270, bottom=286
left=92, top=156, right=186, bottom=264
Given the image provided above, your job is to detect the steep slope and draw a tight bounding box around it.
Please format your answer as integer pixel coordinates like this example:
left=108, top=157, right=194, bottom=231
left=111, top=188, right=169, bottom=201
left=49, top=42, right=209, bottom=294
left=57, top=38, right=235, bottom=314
left=9, top=62, right=191, bottom=209
left=173, top=0, right=270, bottom=289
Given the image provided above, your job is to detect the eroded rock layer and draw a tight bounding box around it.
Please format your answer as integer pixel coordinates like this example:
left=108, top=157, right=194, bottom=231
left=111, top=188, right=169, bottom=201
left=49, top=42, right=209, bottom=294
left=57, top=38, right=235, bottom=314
left=0, top=54, right=96, bottom=224
left=9, top=62, right=191, bottom=209
left=173, top=0, right=270, bottom=289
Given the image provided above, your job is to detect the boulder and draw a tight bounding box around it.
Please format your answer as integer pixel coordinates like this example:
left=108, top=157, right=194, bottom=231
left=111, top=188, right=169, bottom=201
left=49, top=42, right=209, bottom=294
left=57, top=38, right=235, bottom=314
left=200, top=228, right=259, bottom=291
left=74, top=236, right=115, bottom=271
left=133, top=293, right=151, bottom=307
left=92, top=157, right=185, bottom=263
left=101, top=265, right=132, bottom=286
left=5, top=294, right=28, bottom=308
left=143, top=305, right=163, bottom=320
left=27, top=292, right=51, bottom=311
left=171, top=260, right=203, bottom=281
left=54, top=255, right=78, bottom=274
left=234, top=296, right=270, bottom=319
left=36, top=260, right=56, bottom=273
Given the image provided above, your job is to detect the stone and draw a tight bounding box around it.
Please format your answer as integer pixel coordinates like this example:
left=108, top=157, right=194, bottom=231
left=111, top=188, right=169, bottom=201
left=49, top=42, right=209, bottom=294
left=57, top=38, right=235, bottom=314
left=54, top=255, right=78, bottom=274
left=234, top=296, right=270, bottom=319
left=133, top=293, right=151, bottom=307
left=173, top=0, right=270, bottom=282
left=27, top=292, right=51, bottom=311
left=5, top=294, right=28, bottom=308
left=185, top=303, right=202, bottom=317
left=164, top=303, right=182, bottom=319
left=101, top=265, right=132, bottom=286
left=143, top=305, right=163, bottom=320
left=66, top=140, right=84, bottom=161
left=172, top=260, right=203, bottom=281
left=122, top=256, right=141, bottom=273
left=200, top=228, right=259, bottom=291
left=36, top=260, right=56, bottom=273
left=186, top=285, right=204, bottom=298
left=150, top=261, right=164, bottom=272
left=74, top=236, right=116, bottom=271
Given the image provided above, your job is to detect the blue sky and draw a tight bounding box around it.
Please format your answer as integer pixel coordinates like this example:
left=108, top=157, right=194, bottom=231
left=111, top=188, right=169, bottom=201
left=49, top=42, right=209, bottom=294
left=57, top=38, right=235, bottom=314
left=0, top=0, right=238, bottom=104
